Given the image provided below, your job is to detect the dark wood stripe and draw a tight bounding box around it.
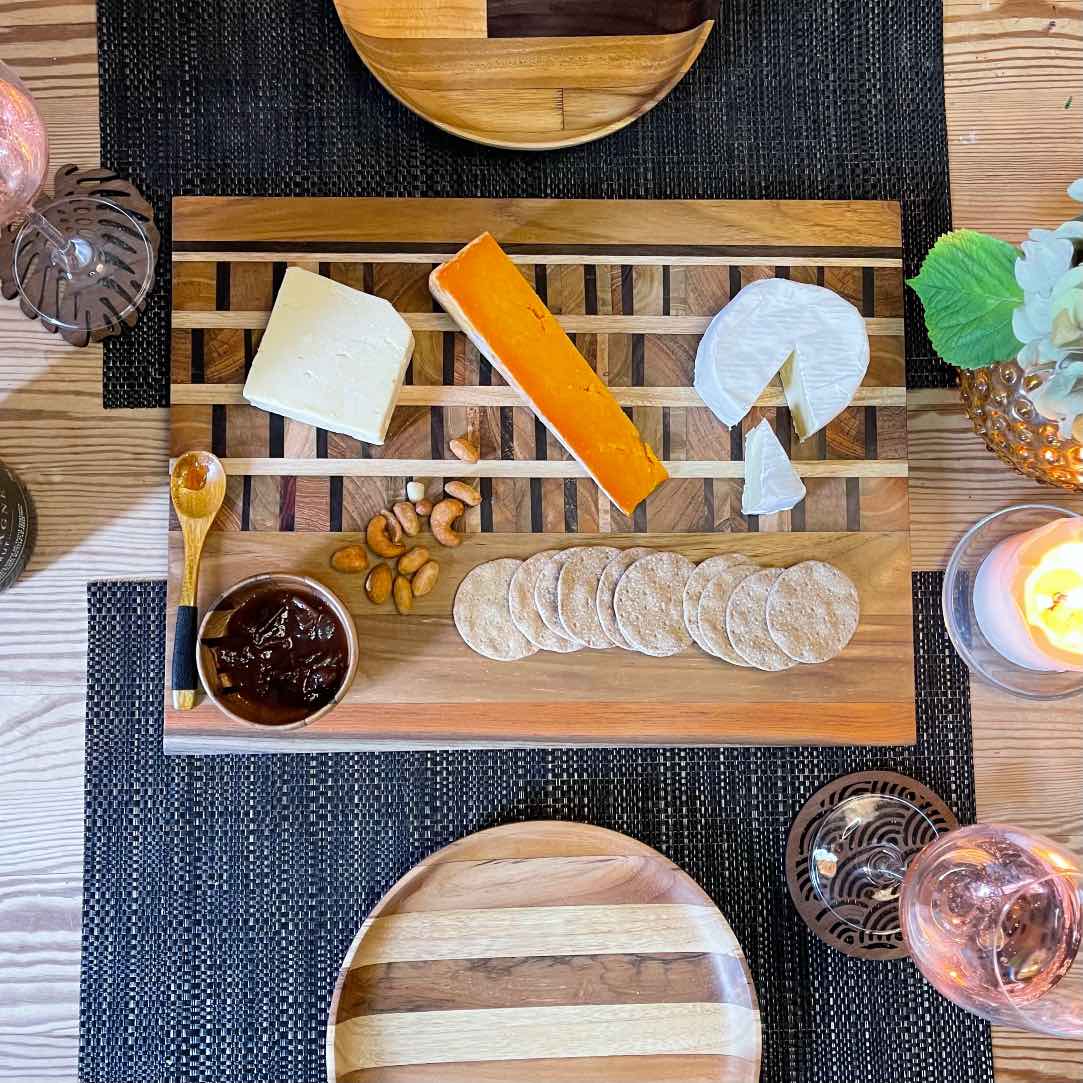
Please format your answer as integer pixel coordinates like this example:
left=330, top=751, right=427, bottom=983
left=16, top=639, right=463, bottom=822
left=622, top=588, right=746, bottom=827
left=215, top=261, right=230, bottom=310
left=480, top=477, right=494, bottom=532
left=703, top=478, right=714, bottom=531
left=176, top=240, right=904, bottom=259
left=211, top=405, right=226, bottom=457
left=340, top=1053, right=756, bottom=1083
left=865, top=406, right=878, bottom=458
left=486, top=0, right=716, bottom=38
left=240, top=475, right=252, bottom=531
left=563, top=478, right=577, bottom=532
left=862, top=266, right=876, bottom=316
left=280, top=476, right=296, bottom=532
left=243, top=329, right=254, bottom=375
left=662, top=407, right=671, bottom=459
left=583, top=264, right=597, bottom=315
left=330, top=477, right=343, bottom=532
left=661, top=264, right=671, bottom=314
left=319, top=260, right=331, bottom=278
left=816, top=266, right=825, bottom=287
left=728, top=265, right=741, bottom=297
left=499, top=407, right=514, bottom=459
left=790, top=496, right=806, bottom=532
left=531, top=417, right=546, bottom=531
left=534, top=264, right=547, bottom=304
left=620, top=265, right=633, bottom=315
left=336, top=951, right=753, bottom=1022
left=774, top=407, right=792, bottom=456
left=317, top=429, right=329, bottom=459
left=269, top=414, right=284, bottom=458
left=190, top=329, right=205, bottom=383
left=846, top=477, right=861, bottom=531
left=774, top=265, right=790, bottom=280
left=363, top=262, right=374, bottom=294
left=271, top=261, right=286, bottom=293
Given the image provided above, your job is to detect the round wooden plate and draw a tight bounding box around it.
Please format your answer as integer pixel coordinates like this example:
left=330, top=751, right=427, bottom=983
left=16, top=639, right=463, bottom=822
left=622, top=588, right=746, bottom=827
left=333, top=0, right=716, bottom=150
left=327, top=821, right=760, bottom=1082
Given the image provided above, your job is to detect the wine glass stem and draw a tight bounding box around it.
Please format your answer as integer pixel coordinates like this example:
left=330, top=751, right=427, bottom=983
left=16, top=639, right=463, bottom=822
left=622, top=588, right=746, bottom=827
left=23, top=207, right=82, bottom=275
left=867, top=847, right=908, bottom=886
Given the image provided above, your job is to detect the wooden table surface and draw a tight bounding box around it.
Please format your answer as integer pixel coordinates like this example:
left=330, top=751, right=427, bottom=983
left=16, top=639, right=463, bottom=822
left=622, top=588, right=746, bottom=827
left=0, top=2, right=1080, bottom=1079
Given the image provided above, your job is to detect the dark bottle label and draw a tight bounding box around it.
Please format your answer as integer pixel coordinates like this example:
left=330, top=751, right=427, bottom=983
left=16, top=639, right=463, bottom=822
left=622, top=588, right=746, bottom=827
left=0, top=462, right=35, bottom=592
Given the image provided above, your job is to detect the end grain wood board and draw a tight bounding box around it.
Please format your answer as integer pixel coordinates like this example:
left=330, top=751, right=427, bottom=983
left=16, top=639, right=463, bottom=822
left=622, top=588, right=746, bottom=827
left=326, top=821, right=761, bottom=1083
left=165, top=196, right=915, bottom=753
left=333, top=0, right=715, bottom=149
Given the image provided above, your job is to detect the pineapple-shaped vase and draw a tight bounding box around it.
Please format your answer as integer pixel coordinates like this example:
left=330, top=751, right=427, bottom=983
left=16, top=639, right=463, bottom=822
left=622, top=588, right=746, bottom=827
left=959, top=361, right=1083, bottom=492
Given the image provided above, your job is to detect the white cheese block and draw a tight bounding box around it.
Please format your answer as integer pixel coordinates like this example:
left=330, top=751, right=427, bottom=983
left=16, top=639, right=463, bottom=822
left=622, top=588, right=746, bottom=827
left=741, top=418, right=806, bottom=515
left=694, top=278, right=869, bottom=440
left=242, top=267, right=414, bottom=446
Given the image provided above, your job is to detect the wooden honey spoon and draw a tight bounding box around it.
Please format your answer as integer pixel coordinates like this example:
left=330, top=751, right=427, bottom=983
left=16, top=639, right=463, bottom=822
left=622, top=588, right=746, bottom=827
left=170, top=450, right=226, bottom=710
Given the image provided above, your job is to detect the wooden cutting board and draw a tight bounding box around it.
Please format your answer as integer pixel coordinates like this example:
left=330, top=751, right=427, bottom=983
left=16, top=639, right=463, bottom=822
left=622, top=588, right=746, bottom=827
left=333, top=0, right=715, bottom=149
left=326, top=821, right=761, bottom=1083
left=165, top=196, right=915, bottom=753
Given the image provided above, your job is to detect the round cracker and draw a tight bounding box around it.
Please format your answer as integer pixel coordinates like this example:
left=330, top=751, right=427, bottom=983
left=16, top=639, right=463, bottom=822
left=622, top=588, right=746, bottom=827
left=613, top=551, right=695, bottom=657
left=453, top=558, right=538, bottom=662
left=596, top=547, right=654, bottom=649
left=683, top=554, right=751, bottom=653
left=535, top=548, right=585, bottom=642
left=509, top=550, right=584, bottom=653
left=766, top=560, right=859, bottom=663
left=696, top=564, right=760, bottom=665
left=725, top=568, right=796, bottom=671
left=557, top=546, right=621, bottom=649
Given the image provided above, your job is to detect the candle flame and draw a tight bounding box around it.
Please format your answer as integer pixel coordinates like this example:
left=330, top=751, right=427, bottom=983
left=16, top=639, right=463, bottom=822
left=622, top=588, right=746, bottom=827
left=1024, top=542, right=1083, bottom=656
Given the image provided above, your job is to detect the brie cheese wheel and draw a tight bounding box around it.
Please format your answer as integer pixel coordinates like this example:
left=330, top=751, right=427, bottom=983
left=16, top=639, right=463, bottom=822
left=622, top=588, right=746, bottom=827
left=694, top=278, right=869, bottom=440
left=741, top=418, right=806, bottom=515
left=242, top=267, right=414, bottom=445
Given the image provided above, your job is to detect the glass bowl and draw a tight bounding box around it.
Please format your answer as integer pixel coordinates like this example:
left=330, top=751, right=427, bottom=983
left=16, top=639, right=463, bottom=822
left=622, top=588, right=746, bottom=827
left=942, top=504, right=1083, bottom=699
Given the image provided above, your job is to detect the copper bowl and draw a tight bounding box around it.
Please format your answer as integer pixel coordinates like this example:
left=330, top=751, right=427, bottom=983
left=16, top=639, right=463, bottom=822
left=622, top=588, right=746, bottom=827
left=196, top=572, right=359, bottom=730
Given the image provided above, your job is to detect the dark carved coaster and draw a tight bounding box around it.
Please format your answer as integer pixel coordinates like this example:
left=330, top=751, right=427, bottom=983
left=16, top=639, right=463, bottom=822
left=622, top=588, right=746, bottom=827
left=0, top=164, right=159, bottom=348
left=785, top=770, right=958, bottom=959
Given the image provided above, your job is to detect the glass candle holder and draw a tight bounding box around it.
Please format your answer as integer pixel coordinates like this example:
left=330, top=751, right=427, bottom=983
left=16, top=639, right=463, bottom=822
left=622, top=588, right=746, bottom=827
left=943, top=504, right=1083, bottom=699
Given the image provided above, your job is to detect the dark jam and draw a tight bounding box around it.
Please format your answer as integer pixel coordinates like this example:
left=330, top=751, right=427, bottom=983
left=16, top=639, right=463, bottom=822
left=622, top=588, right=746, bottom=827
left=203, top=588, right=349, bottom=725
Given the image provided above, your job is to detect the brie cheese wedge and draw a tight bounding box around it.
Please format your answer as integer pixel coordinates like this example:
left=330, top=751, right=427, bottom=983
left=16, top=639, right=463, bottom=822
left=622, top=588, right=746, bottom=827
left=694, top=278, right=869, bottom=440
left=242, top=267, right=414, bottom=445
left=741, top=418, right=806, bottom=515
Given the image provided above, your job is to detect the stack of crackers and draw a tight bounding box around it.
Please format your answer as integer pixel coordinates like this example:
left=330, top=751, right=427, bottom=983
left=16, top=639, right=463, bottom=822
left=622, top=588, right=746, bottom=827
left=453, top=548, right=859, bottom=670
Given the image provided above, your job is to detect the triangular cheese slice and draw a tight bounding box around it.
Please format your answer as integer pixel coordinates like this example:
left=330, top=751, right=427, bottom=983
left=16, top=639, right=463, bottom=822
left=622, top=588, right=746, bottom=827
left=742, top=419, right=806, bottom=515
left=694, top=279, right=869, bottom=440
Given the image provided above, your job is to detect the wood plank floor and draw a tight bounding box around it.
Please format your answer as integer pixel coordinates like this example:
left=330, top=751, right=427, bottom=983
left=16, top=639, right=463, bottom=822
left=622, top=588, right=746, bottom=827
left=0, top=2, right=1081, bottom=1079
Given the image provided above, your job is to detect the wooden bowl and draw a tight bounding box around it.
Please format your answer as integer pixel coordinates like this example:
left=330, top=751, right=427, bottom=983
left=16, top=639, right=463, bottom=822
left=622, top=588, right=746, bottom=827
left=196, top=572, right=359, bottom=730
left=333, top=0, right=716, bottom=150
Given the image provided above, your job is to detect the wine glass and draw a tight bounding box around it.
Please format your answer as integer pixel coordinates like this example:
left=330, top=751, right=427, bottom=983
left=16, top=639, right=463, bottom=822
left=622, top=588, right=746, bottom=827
left=808, top=794, right=1082, bottom=1036
left=0, top=58, right=154, bottom=339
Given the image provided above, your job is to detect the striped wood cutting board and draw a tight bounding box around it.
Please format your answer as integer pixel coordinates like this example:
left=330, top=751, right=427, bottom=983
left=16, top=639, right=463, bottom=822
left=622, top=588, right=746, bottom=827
left=165, top=197, right=914, bottom=753
left=326, top=821, right=761, bottom=1082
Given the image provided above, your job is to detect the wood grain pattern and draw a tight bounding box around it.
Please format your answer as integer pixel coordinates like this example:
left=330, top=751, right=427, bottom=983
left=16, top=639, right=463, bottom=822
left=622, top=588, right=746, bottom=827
left=333, top=0, right=714, bottom=150
left=2, top=5, right=1081, bottom=1082
left=327, top=822, right=759, bottom=1082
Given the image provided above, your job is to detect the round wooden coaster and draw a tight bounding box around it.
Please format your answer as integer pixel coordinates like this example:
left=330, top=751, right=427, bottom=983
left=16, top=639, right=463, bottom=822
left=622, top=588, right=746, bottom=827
left=327, top=821, right=761, bottom=1082
left=333, top=1, right=716, bottom=150
left=0, top=164, right=159, bottom=348
left=785, top=771, right=958, bottom=960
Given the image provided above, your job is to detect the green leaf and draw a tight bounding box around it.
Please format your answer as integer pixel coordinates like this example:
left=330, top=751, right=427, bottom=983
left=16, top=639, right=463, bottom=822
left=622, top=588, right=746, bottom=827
left=906, top=230, right=1024, bottom=369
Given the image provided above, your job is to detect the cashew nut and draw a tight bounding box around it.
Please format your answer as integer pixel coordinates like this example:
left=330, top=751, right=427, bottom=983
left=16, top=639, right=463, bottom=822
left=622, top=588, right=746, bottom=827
left=445, top=480, right=482, bottom=507
left=449, top=436, right=480, bottom=464
left=406, top=480, right=425, bottom=503
left=411, top=560, right=440, bottom=597
left=398, top=546, right=430, bottom=576
left=393, top=574, right=413, bottom=615
left=366, top=513, right=406, bottom=558
left=392, top=500, right=421, bottom=537
left=414, top=498, right=433, bottom=518
left=364, top=563, right=393, bottom=604
left=430, top=498, right=465, bottom=547
left=330, top=544, right=368, bottom=574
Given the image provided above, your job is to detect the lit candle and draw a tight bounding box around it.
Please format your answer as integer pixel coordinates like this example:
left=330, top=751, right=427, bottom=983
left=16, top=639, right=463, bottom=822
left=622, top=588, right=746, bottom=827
left=974, top=516, right=1083, bottom=672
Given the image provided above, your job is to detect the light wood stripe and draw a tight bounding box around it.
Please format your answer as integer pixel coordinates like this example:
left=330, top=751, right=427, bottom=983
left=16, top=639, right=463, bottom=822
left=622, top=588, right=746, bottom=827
left=348, top=905, right=741, bottom=968
left=171, top=310, right=904, bottom=336
left=331, top=1002, right=761, bottom=1069
left=182, top=457, right=909, bottom=479
left=172, top=383, right=908, bottom=408
left=172, top=250, right=904, bottom=268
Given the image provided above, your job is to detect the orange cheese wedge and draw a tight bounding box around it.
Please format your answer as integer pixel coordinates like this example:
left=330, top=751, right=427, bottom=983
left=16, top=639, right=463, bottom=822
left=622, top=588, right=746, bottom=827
left=430, top=233, right=668, bottom=516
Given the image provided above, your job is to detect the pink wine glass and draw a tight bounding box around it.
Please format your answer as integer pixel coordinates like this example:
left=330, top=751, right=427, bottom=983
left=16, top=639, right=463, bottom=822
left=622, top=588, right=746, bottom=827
left=0, top=58, right=154, bottom=336
left=809, top=795, right=1082, bottom=1037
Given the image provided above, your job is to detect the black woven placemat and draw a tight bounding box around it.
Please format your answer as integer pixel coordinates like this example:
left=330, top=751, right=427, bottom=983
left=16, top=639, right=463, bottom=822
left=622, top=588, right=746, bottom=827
left=97, top=0, right=955, bottom=408
left=81, top=572, right=992, bottom=1083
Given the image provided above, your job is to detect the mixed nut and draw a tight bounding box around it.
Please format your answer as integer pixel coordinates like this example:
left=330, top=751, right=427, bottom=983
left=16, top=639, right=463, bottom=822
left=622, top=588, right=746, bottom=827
left=329, top=433, right=487, bottom=614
